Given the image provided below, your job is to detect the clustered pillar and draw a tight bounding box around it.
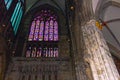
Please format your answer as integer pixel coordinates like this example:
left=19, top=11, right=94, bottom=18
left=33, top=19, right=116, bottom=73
left=82, top=19, right=120, bottom=80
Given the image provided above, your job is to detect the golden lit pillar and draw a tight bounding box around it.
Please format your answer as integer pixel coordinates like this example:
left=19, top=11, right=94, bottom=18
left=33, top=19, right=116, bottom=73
left=82, top=19, right=120, bottom=80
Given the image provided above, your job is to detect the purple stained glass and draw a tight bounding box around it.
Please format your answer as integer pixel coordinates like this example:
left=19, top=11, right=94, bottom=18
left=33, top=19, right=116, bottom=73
left=27, top=9, right=59, bottom=58
left=36, top=47, right=42, bottom=57
left=33, top=20, right=40, bottom=41
left=44, top=21, right=49, bottom=41
left=50, top=48, right=53, bottom=57
left=28, top=21, right=36, bottom=41
left=31, top=47, right=37, bottom=57
left=26, top=46, right=58, bottom=57
left=54, top=48, right=58, bottom=57
left=45, top=47, right=48, bottom=57
left=39, top=21, right=44, bottom=41
left=26, top=47, right=31, bottom=57
left=26, top=50, right=31, bottom=57
left=43, top=47, right=47, bottom=57
left=54, top=21, right=58, bottom=41
left=49, top=20, right=54, bottom=41
left=28, top=10, right=58, bottom=42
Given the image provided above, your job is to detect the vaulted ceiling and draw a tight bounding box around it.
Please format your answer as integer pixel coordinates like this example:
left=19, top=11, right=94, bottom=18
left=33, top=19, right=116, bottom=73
left=22, top=0, right=68, bottom=36
left=25, top=0, right=65, bottom=15
left=93, top=0, right=120, bottom=57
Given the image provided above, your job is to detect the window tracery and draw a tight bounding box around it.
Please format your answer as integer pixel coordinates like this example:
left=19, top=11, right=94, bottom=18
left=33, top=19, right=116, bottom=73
left=26, top=9, right=59, bottom=58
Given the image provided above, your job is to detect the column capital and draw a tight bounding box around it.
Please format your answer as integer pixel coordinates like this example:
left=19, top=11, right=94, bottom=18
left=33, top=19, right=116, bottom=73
left=86, top=19, right=96, bottom=25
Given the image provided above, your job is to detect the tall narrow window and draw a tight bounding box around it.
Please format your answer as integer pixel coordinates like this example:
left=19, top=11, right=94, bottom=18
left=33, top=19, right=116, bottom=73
left=26, top=9, right=59, bottom=58
left=28, top=11, right=58, bottom=41
left=4, top=0, right=13, bottom=9
left=10, top=1, right=23, bottom=34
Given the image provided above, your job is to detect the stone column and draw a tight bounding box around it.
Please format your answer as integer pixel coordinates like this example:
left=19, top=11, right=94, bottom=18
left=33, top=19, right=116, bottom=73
left=82, top=19, right=120, bottom=80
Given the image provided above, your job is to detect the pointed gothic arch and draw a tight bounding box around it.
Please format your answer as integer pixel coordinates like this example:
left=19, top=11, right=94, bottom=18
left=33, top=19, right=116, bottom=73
left=26, top=8, right=59, bottom=58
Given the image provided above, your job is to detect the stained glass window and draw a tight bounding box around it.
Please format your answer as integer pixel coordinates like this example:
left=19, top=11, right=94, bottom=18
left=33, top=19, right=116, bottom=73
left=4, top=0, right=13, bottom=9
left=28, top=10, right=58, bottom=41
left=26, top=9, right=58, bottom=58
left=26, top=47, right=58, bottom=58
left=10, top=1, right=23, bottom=34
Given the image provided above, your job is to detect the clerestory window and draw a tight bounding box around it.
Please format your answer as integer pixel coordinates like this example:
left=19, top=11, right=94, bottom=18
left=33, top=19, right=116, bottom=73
left=26, top=9, right=59, bottom=58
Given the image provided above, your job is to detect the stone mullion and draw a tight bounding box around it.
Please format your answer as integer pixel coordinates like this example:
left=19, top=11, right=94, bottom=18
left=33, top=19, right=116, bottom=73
left=38, top=74, right=42, bottom=80
left=51, top=72, right=54, bottom=80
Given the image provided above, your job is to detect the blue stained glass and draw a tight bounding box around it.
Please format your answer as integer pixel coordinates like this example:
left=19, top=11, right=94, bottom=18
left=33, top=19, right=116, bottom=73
left=10, top=2, right=20, bottom=26
left=16, top=10, right=23, bottom=33
left=14, top=7, right=23, bottom=34
left=10, top=1, right=23, bottom=35
left=4, top=0, right=9, bottom=5
left=21, top=0, right=24, bottom=3
left=12, top=3, right=21, bottom=27
left=4, top=0, right=13, bottom=9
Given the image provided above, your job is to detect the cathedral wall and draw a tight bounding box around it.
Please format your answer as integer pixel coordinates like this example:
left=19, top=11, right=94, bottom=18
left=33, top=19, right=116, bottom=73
left=5, top=58, right=74, bottom=80
left=0, top=35, right=7, bottom=80
left=59, top=36, right=70, bottom=58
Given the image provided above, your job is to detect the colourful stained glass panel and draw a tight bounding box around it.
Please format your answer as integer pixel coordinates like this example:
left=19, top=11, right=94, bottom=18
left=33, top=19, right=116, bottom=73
left=4, top=0, right=13, bottom=9
left=26, top=47, right=58, bottom=57
left=49, top=20, right=54, bottom=41
left=27, top=9, right=59, bottom=58
left=44, top=21, right=49, bottom=41
left=10, top=2, right=23, bottom=35
left=54, top=21, right=58, bottom=41
left=39, top=21, right=44, bottom=41
left=28, top=21, right=35, bottom=41
left=33, top=20, right=40, bottom=41
left=28, top=10, right=58, bottom=41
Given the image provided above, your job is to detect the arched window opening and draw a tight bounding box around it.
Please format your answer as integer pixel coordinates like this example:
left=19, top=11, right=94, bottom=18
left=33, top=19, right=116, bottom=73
left=10, top=0, right=24, bottom=34
left=28, top=10, right=58, bottom=41
left=26, top=9, right=59, bottom=58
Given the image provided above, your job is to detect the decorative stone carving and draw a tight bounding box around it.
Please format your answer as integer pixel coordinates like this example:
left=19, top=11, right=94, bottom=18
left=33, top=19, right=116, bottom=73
left=82, top=20, right=120, bottom=80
